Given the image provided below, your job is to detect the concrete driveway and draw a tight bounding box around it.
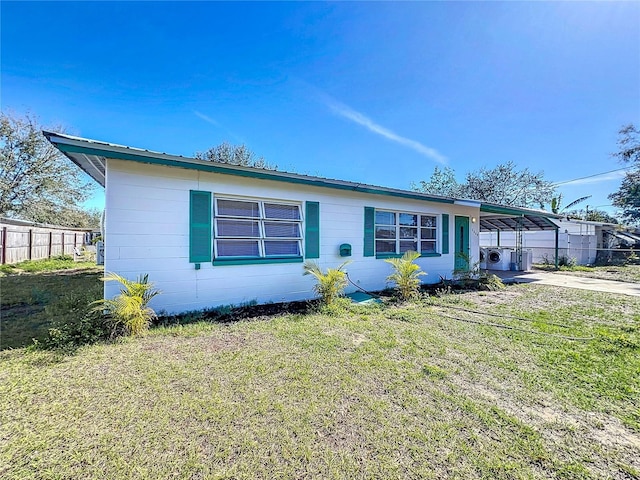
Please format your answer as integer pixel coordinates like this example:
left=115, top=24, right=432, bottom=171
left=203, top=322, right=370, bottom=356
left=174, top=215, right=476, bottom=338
left=494, top=270, right=640, bottom=297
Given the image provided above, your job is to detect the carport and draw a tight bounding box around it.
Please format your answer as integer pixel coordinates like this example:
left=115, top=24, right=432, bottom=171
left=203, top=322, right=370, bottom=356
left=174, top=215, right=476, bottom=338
left=479, top=204, right=562, bottom=269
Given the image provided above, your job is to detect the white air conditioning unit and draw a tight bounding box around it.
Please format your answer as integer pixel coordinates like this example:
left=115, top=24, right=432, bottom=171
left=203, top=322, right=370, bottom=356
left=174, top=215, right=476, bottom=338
left=96, top=241, right=105, bottom=266
left=511, top=250, right=533, bottom=271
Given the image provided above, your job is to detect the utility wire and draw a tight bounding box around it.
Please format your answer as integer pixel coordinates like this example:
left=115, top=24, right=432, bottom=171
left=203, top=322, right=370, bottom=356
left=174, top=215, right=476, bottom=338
left=346, top=273, right=381, bottom=298
left=553, top=167, right=632, bottom=186
left=344, top=274, right=597, bottom=341
left=433, top=310, right=595, bottom=341
left=435, top=304, right=573, bottom=329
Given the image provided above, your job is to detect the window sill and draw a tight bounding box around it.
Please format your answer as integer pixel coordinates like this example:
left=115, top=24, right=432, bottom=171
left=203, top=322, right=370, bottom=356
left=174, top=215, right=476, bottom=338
left=375, top=252, right=442, bottom=259
left=213, top=256, right=304, bottom=266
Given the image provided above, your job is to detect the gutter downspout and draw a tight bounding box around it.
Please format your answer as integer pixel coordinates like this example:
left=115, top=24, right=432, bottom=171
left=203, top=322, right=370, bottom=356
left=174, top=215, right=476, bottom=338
left=554, top=227, right=559, bottom=270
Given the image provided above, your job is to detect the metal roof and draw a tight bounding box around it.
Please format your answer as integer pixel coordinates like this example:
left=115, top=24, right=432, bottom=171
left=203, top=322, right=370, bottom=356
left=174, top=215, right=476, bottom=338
left=44, top=131, right=562, bottom=231
left=479, top=214, right=558, bottom=232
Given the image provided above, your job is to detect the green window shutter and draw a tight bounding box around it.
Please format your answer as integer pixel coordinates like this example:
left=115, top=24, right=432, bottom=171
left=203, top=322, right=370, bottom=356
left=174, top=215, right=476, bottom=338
left=305, top=201, right=320, bottom=259
left=189, top=190, right=212, bottom=263
left=364, top=206, right=375, bottom=257
left=441, top=213, right=449, bottom=254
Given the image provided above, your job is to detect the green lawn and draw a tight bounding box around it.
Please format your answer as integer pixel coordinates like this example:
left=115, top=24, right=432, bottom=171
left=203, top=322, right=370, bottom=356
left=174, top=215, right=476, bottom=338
left=0, top=264, right=103, bottom=349
left=1, top=272, right=639, bottom=479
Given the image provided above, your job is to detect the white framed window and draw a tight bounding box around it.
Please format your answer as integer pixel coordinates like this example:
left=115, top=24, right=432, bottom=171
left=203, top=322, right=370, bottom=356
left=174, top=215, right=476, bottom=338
left=214, top=197, right=302, bottom=258
left=375, top=210, right=437, bottom=255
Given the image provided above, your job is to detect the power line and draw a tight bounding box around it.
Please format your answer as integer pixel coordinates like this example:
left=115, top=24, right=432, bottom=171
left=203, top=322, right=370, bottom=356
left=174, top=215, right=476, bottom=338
left=553, top=166, right=632, bottom=186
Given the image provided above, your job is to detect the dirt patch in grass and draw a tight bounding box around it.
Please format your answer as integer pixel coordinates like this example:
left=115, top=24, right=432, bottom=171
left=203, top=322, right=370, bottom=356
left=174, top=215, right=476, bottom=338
left=450, top=373, right=640, bottom=479
left=140, top=332, right=259, bottom=357
left=0, top=303, right=45, bottom=318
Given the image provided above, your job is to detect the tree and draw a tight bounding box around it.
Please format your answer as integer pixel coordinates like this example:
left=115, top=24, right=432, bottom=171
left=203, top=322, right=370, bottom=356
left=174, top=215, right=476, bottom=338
left=0, top=112, right=95, bottom=226
left=463, top=161, right=555, bottom=208
left=549, top=194, right=592, bottom=214
left=609, top=124, right=640, bottom=225
left=565, top=208, right=618, bottom=224
left=414, top=161, right=556, bottom=208
left=584, top=209, right=618, bottom=224
left=412, top=166, right=463, bottom=197
left=194, top=141, right=276, bottom=170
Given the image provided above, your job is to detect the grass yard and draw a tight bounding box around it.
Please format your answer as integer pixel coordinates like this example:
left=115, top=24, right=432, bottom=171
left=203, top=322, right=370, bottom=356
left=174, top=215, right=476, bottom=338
left=1, top=271, right=639, bottom=479
left=0, top=263, right=103, bottom=349
left=535, top=264, right=640, bottom=283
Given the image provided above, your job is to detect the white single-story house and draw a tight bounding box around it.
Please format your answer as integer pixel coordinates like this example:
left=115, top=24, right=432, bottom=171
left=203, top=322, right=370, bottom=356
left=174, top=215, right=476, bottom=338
left=45, top=131, right=560, bottom=314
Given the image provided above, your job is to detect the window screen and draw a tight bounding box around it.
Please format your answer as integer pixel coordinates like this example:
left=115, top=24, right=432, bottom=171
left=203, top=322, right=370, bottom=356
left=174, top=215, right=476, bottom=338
left=214, top=198, right=302, bottom=258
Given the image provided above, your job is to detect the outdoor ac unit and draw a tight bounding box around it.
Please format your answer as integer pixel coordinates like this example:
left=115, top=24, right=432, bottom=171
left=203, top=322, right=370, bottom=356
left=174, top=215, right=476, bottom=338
left=96, top=241, right=105, bottom=266
left=511, top=250, right=533, bottom=271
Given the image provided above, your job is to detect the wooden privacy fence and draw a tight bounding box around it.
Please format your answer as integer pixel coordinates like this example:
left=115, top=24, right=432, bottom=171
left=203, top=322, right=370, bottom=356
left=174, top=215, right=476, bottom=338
left=0, top=218, right=91, bottom=265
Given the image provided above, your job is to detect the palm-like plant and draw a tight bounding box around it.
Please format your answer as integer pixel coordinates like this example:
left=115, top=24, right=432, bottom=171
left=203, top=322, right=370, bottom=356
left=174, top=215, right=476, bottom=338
left=92, top=273, right=161, bottom=336
left=550, top=194, right=592, bottom=214
left=303, top=260, right=351, bottom=305
left=385, top=251, right=426, bottom=301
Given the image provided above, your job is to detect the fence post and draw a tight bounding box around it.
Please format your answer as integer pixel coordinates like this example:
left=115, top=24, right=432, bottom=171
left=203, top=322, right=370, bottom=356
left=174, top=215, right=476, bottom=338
left=1, top=227, right=6, bottom=265
left=28, top=229, right=33, bottom=260
left=48, top=231, right=53, bottom=258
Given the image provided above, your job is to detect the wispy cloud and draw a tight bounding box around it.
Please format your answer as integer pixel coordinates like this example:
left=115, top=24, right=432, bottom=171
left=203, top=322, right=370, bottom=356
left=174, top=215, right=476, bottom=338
left=324, top=98, right=447, bottom=165
left=194, top=110, right=245, bottom=143
left=194, top=110, right=220, bottom=127
left=556, top=170, right=628, bottom=187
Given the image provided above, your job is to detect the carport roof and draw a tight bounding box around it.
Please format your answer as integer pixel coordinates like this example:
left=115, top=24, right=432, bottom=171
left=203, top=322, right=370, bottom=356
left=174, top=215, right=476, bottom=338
left=44, top=131, right=562, bottom=231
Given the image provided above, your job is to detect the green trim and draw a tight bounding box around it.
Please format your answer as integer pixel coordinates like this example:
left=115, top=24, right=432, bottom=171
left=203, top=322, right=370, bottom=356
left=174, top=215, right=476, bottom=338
left=441, top=214, right=449, bottom=255
left=305, top=201, right=320, bottom=259
left=480, top=204, right=560, bottom=219
left=213, top=256, right=303, bottom=266
left=55, top=143, right=456, bottom=205
left=375, top=252, right=441, bottom=259
left=189, top=190, right=212, bottom=263
left=364, top=207, right=375, bottom=257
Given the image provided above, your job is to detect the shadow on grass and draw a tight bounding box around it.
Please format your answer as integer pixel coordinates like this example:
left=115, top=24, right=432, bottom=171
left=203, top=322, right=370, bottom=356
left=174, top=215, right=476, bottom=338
left=0, top=269, right=103, bottom=350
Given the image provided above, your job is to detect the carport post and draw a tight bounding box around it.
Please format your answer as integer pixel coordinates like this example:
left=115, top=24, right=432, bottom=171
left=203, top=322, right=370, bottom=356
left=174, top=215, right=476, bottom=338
left=554, top=227, right=559, bottom=270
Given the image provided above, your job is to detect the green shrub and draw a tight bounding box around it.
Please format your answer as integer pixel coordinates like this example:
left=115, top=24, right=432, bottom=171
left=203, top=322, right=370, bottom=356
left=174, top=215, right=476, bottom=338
left=303, top=260, right=350, bottom=305
left=93, top=273, right=161, bottom=336
left=39, top=310, right=111, bottom=352
left=384, top=251, right=426, bottom=301
left=558, top=255, right=577, bottom=267
left=478, top=272, right=505, bottom=291
left=449, top=253, right=504, bottom=291
left=33, top=286, right=110, bottom=352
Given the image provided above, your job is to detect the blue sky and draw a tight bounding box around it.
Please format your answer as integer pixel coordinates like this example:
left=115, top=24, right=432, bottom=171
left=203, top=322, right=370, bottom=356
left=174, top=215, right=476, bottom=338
left=2, top=1, right=639, bottom=216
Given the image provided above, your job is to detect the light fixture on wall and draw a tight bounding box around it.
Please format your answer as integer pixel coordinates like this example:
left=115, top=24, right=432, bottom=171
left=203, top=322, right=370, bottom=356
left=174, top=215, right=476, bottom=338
left=471, top=217, right=477, bottom=223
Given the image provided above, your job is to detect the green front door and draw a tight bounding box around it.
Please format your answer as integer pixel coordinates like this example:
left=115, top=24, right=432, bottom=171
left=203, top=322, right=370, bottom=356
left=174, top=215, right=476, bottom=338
left=454, top=216, right=470, bottom=271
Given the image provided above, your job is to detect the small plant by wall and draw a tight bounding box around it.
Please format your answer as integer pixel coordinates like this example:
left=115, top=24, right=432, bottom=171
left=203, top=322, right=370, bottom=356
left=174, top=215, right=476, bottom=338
left=303, top=260, right=351, bottom=305
left=384, top=251, right=426, bottom=301
left=93, top=273, right=161, bottom=336
left=452, top=253, right=505, bottom=291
